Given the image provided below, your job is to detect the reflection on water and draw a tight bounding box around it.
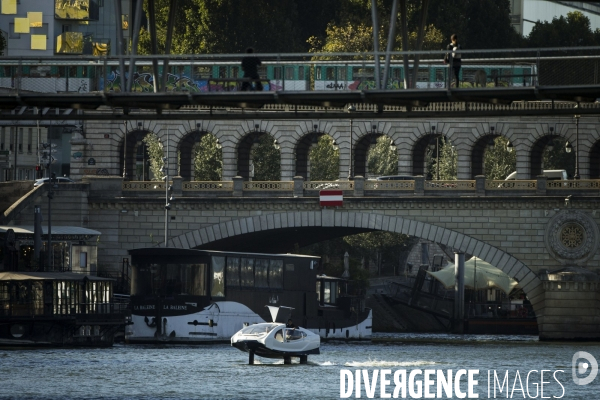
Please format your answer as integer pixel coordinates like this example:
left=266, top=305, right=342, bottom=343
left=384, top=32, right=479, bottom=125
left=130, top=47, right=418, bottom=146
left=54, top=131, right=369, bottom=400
left=0, top=333, right=598, bottom=399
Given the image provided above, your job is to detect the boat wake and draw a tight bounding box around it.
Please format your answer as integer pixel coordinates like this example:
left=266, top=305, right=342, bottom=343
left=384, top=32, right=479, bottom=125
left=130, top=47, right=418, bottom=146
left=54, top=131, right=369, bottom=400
left=345, top=360, right=437, bottom=368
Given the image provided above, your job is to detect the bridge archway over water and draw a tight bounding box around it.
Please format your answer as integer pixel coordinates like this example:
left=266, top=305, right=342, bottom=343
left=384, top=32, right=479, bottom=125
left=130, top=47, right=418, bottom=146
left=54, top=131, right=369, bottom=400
left=166, top=210, right=543, bottom=314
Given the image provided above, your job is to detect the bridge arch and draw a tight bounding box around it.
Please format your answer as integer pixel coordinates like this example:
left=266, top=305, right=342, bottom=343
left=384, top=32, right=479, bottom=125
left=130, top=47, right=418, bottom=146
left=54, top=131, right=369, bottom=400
left=236, top=127, right=280, bottom=180
left=166, top=211, right=542, bottom=302
left=294, top=127, right=339, bottom=180
left=119, top=127, right=154, bottom=180
left=177, top=129, right=221, bottom=180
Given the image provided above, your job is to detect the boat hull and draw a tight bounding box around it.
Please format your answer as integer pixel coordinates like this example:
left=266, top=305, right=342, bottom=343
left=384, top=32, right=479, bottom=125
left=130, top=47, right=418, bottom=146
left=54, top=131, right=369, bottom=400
left=126, top=301, right=372, bottom=344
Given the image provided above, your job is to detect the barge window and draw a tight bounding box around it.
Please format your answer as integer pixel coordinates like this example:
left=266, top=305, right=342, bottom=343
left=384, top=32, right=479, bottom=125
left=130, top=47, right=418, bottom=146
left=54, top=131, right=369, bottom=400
left=133, top=263, right=206, bottom=296
left=211, top=257, right=225, bottom=297
left=269, top=259, right=283, bottom=289
left=181, top=264, right=207, bottom=296
left=241, top=258, right=255, bottom=287
left=255, top=259, right=269, bottom=288
left=226, top=257, right=241, bottom=288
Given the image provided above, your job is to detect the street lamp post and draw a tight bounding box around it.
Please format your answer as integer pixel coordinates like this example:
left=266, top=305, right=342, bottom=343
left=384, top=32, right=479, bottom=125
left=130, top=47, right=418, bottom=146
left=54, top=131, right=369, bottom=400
left=565, top=114, right=580, bottom=179
left=429, top=126, right=439, bottom=180
left=574, top=114, right=580, bottom=180
left=347, top=105, right=356, bottom=179
left=164, top=128, right=173, bottom=247
left=348, top=105, right=356, bottom=180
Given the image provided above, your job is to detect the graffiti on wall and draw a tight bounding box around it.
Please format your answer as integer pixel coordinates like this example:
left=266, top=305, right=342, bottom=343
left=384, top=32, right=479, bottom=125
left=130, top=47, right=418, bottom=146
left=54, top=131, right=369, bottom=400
left=101, top=71, right=282, bottom=93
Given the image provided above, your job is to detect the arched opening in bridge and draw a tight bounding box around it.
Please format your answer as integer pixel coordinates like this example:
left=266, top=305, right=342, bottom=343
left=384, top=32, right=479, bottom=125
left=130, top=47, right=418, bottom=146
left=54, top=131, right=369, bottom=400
left=308, top=134, right=340, bottom=181
left=295, top=130, right=322, bottom=180
left=119, top=129, right=149, bottom=180
left=413, top=134, right=444, bottom=178
left=183, top=221, right=537, bottom=335
left=530, top=135, right=574, bottom=178
left=590, top=140, right=600, bottom=178
left=237, top=130, right=280, bottom=181
left=178, top=130, right=222, bottom=181
left=471, top=134, right=501, bottom=178
left=354, top=129, right=382, bottom=178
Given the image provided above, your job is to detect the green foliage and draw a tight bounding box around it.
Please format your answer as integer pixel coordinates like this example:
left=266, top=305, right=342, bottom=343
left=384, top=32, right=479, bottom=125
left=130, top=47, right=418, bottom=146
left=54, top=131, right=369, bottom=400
left=251, top=135, right=281, bottom=181
left=142, top=133, right=164, bottom=180
left=194, top=134, right=222, bottom=181
left=428, top=137, right=457, bottom=180
left=139, top=0, right=306, bottom=54
left=426, top=0, right=522, bottom=49
left=367, top=135, right=398, bottom=177
left=344, top=231, right=411, bottom=273
left=527, top=11, right=600, bottom=47
left=542, top=138, right=575, bottom=177
left=483, top=137, right=516, bottom=180
left=309, top=135, right=339, bottom=180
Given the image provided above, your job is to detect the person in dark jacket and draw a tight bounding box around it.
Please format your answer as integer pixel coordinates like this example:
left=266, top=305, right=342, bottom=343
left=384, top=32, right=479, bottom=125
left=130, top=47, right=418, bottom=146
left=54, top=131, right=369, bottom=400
left=447, top=34, right=461, bottom=88
left=241, top=47, right=263, bottom=91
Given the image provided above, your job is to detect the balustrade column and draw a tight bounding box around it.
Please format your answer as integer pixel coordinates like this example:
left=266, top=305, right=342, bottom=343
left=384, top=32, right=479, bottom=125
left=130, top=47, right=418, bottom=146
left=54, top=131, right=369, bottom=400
left=536, top=175, right=547, bottom=196
left=293, top=176, right=304, bottom=197
left=353, top=176, right=364, bottom=197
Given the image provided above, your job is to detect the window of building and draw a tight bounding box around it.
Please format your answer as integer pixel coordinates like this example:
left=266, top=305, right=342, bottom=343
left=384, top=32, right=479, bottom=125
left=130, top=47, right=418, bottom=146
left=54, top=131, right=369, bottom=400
left=0, top=127, right=4, bottom=150
left=80, top=252, right=88, bottom=269
left=18, top=128, right=23, bottom=153
left=27, top=128, right=32, bottom=153
left=9, top=127, right=14, bottom=151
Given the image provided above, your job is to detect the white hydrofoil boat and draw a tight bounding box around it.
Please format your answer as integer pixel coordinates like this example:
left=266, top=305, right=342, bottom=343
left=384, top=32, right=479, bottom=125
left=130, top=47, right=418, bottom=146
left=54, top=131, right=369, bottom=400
left=231, top=306, right=320, bottom=364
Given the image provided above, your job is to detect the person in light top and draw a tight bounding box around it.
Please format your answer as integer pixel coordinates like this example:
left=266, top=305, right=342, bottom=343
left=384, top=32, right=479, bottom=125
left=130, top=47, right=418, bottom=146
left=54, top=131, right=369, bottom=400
left=447, top=34, right=462, bottom=88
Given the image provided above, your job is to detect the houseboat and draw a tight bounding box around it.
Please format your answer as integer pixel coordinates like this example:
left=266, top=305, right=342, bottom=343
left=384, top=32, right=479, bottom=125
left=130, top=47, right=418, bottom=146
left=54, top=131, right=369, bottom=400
left=125, top=248, right=372, bottom=343
left=0, top=271, right=126, bottom=346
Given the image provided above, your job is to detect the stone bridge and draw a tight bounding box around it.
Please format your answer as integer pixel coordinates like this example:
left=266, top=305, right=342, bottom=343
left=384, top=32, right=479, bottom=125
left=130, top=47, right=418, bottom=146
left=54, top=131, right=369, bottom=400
left=5, top=178, right=600, bottom=341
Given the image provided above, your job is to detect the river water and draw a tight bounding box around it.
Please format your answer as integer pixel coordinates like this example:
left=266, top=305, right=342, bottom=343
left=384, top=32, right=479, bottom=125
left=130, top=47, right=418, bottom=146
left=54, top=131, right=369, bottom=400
left=1, top=333, right=599, bottom=399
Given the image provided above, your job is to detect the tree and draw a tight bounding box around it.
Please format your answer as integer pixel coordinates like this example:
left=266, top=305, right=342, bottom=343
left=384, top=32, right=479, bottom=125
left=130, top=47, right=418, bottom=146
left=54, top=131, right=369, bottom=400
left=429, top=137, right=457, bottom=180
left=426, top=0, right=522, bottom=49
left=367, top=135, right=398, bottom=177
left=344, top=231, right=412, bottom=275
left=309, top=135, right=339, bottom=181
left=194, top=134, right=222, bottom=181
left=527, top=11, right=600, bottom=48
left=251, top=135, right=281, bottom=181
left=142, top=133, right=164, bottom=180
left=139, top=0, right=305, bottom=55
left=483, top=136, right=516, bottom=180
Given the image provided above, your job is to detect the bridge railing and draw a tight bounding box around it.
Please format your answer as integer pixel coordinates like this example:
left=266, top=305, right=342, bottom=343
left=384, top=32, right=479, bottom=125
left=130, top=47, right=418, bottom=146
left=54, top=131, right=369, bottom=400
left=117, top=176, right=600, bottom=197
left=2, top=47, right=599, bottom=95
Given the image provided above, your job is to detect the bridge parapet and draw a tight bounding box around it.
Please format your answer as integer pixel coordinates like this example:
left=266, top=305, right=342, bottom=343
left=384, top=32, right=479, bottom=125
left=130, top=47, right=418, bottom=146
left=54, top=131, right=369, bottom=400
left=112, top=176, right=600, bottom=198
